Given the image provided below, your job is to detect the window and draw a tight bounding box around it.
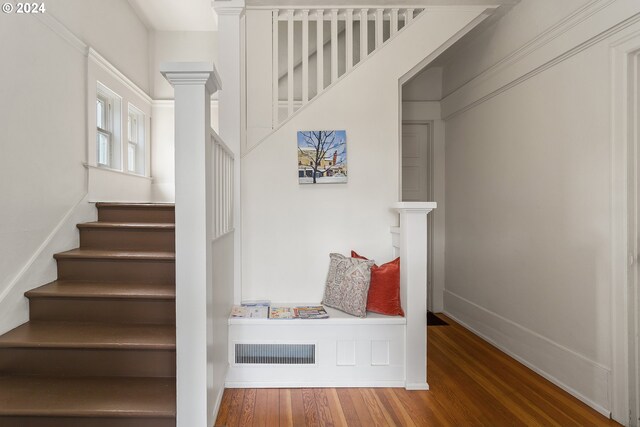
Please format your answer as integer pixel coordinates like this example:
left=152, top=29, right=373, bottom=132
left=127, top=104, right=145, bottom=175
left=96, top=83, right=122, bottom=170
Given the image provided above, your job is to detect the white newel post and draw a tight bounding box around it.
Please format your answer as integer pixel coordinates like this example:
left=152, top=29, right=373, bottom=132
left=161, top=63, right=221, bottom=427
left=215, top=0, right=245, bottom=305
left=394, top=202, right=436, bottom=390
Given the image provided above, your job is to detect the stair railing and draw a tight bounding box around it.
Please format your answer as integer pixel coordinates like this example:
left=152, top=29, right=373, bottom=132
left=161, top=62, right=234, bottom=427
left=212, top=130, right=234, bottom=240
left=270, top=6, right=424, bottom=126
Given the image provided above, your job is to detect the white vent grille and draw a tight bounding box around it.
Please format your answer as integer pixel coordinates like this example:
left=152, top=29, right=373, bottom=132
left=235, top=343, right=316, bottom=365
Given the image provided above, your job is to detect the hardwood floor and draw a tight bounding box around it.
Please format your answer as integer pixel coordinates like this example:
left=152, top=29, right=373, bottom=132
left=214, top=314, right=621, bottom=427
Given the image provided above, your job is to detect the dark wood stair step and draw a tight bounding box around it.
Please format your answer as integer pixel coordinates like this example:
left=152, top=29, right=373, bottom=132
left=0, top=376, right=175, bottom=421
left=96, top=203, right=175, bottom=224
left=78, top=222, right=175, bottom=252
left=26, top=281, right=175, bottom=300
left=0, top=322, right=175, bottom=377
left=26, top=281, right=175, bottom=325
left=0, top=322, right=175, bottom=350
left=54, top=249, right=175, bottom=261
left=54, top=250, right=175, bottom=284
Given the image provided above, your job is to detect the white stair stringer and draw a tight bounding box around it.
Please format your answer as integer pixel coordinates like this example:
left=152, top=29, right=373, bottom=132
left=241, top=6, right=497, bottom=304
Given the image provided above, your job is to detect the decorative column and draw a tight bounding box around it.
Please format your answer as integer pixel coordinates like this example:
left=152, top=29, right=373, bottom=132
left=161, top=62, right=221, bottom=427
left=394, top=202, right=436, bottom=390
left=215, top=0, right=245, bottom=305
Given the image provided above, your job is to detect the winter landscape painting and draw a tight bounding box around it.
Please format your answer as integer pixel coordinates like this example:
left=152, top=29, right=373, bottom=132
left=297, top=130, right=347, bottom=184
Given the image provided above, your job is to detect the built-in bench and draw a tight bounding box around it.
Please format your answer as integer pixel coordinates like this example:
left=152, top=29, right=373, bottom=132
left=226, top=203, right=436, bottom=390
left=227, top=306, right=406, bottom=387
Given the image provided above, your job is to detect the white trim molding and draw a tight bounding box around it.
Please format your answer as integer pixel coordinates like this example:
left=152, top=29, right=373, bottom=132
left=609, top=27, right=640, bottom=426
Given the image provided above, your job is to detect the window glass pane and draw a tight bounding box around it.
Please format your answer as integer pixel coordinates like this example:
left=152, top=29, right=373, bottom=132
left=97, top=133, right=110, bottom=166
left=96, top=99, right=105, bottom=129
left=128, top=142, right=135, bottom=172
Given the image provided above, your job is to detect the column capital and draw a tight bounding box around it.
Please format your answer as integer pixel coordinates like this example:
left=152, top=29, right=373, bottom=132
left=213, top=0, right=245, bottom=16
left=393, top=202, right=437, bottom=214
left=160, top=62, right=222, bottom=95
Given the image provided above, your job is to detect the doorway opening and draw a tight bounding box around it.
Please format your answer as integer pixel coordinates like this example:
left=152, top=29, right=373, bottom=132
left=401, top=121, right=434, bottom=312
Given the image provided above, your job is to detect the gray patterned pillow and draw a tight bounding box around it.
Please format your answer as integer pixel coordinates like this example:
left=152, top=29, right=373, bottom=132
left=322, top=253, right=375, bottom=318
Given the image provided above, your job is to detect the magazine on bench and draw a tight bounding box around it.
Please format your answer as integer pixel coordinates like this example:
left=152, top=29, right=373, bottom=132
left=265, top=305, right=330, bottom=319
left=293, top=306, right=329, bottom=319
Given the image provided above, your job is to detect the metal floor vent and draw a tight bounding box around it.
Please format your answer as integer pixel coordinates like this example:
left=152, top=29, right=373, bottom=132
left=235, top=343, right=316, bottom=365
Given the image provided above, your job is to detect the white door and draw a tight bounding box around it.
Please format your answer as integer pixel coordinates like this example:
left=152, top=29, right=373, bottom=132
left=402, top=123, right=433, bottom=311
left=402, top=124, right=431, bottom=202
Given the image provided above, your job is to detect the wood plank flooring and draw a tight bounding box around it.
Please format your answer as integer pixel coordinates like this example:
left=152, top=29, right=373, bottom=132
left=214, top=314, right=621, bottom=427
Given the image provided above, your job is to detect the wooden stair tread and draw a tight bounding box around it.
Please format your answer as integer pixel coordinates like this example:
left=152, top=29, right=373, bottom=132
left=0, top=322, right=175, bottom=349
left=78, top=222, right=175, bottom=230
left=26, top=281, right=175, bottom=300
left=54, top=249, right=175, bottom=261
left=0, top=376, right=175, bottom=417
left=96, top=203, right=174, bottom=209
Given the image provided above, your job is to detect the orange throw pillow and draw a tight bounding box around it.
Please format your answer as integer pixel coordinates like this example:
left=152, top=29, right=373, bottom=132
left=351, top=250, right=404, bottom=316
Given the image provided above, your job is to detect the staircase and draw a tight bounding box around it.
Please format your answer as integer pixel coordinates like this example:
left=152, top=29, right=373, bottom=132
left=0, top=203, right=176, bottom=427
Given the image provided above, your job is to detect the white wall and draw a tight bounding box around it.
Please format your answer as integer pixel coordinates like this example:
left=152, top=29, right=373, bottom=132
left=440, top=0, right=640, bottom=419
left=149, top=31, right=219, bottom=202
left=402, top=67, right=442, bottom=101
left=47, top=0, right=151, bottom=93
left=150, top=31, right=218, bottom=99
left=241, top=8, right=490, bottom=303
left=0, top=1, right=151, bottom=334
left=441, top=0, right=590, bottom=97
left=209, top=231, right=234, bottom=420
left=151, top=102, right=219, bottom=202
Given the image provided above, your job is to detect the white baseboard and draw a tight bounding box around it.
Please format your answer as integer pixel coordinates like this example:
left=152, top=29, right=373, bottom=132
left=225, top=380, right=407, bottom=388
left=443, top=289, right=611, bottom=418
left=211, top=383, right=226, bottom=424
left=406, top=382, right=430, bottom=391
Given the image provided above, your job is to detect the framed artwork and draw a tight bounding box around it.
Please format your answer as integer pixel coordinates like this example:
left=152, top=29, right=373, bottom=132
left=297, top=130, right=347, bottom=184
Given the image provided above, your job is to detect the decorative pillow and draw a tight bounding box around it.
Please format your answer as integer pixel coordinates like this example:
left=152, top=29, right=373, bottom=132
left=322, top=253, right=375, bottom=318
left=351, top=251, right=404, bottom=317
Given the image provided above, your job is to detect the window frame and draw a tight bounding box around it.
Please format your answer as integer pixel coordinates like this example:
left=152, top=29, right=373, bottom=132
left=126, top=103, right=145, bottom=176
left=95, top=82, right=123, bottom=171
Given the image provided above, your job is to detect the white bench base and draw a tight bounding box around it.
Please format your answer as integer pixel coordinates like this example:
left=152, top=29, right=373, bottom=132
left=226, top=306, right=418, bottom=388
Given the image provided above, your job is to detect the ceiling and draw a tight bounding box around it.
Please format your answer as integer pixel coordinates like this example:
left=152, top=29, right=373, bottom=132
left=128, top=0, right=218, bottom=31
left=246, top=0, right=517, bottom=6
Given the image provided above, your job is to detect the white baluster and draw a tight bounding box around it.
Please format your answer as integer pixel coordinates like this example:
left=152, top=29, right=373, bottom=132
left=390, top=8, right=399, bottom=36
left=375, top=8, right=384, bottom=48
left=301, top=9, right=309, bottom=104
left=224, top=153, right=228, bottom=233
left=218, top=144, right=223, bottom=236
left=316, top=9, right=324, bottom=94
left=272, top=9, right=279, bottom=127
left=287, top=9, right=294, bottom=117
left=360, top=8, right=368, bottom=61
left=331, top=9, right=338, bottom=83
left=406, top=8, right=414, bottom=25
left=345, top=9, right=354, bottom=71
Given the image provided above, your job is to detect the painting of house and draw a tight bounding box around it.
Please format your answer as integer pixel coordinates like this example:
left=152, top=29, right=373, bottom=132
left=297, top=130, right=347, bottom=184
